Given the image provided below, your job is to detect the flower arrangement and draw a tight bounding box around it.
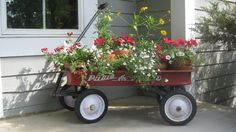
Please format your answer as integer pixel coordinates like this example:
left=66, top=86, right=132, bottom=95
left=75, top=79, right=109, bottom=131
left=41, top=32, right=95, bottom=73
left=160, top=37, right=198, bottom=68
left=41, top=6, right=199, bottom=85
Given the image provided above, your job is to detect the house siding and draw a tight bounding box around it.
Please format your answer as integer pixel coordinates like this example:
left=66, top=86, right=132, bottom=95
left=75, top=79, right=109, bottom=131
left=195, top=0, right=236, bottom=107
left=0, top=0, right=137, bottom=118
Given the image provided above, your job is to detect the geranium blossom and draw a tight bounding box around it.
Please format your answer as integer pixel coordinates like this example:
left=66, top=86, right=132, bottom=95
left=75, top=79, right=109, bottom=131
left=94, top=37, right=104, bottom=46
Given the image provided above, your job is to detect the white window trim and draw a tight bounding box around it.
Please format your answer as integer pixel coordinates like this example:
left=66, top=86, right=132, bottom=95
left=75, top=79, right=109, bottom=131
left=0, top=0, right=85, bottom=37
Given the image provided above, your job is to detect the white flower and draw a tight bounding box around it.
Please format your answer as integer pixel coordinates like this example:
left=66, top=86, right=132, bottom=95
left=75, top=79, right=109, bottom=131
left=147, top=73, right=151, bottom=77
left=166, top=55, right=171, bottom=60
left=164, top=79, right=169, bottom=83
left=176, top=52, right=185, bottom=57
left=107, top=63, right=110, bottom=66
left=134, top=70, right=137, bottom=73
left=152, top=70, right=155, bottom=73
left=132, top=47, right=136, bottom=50
left=123, top=62, right=127, bottom=65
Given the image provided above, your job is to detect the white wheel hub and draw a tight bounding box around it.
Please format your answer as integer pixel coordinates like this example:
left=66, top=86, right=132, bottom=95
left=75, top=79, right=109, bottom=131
left=165, top=94, right=192, bottom=122
left=80, top=94, right=105, bottom=120
left=64, top=96, right=76, bottom=108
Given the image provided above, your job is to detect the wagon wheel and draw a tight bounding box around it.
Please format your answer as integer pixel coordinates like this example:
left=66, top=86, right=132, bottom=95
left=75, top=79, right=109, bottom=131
left=160, top=90, right=197, bottom=126
left=58, top=85, right=77, bottom=111
left=74, top=89, right=108, bottom=123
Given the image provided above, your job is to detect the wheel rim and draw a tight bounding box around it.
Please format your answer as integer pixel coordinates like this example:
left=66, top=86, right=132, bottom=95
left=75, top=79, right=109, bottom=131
left=80, top=94, right=105, bottom=120
left=64, top=96, right=76, bottom=108
left=164, top=94, right=193, bottom=122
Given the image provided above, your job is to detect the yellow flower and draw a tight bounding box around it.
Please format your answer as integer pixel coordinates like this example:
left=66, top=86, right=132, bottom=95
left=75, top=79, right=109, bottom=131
left=116, top=11, right=121, bottom=16
left=161, top=30, right=167, bottom=36
left=159, top=18, right=165, bottom=25
left=140, top=6, right=148, bottom=13
left=104, top=15, right=112, bottom=22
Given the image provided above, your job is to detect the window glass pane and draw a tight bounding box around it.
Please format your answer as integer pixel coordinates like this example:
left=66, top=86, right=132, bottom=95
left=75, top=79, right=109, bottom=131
left=46, top=0, right=78, bottom=29
left=6, top=0, right=43, bottom=28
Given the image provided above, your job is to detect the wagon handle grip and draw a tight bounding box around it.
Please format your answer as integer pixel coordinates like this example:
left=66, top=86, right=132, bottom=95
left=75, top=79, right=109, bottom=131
left=98, top=2, right=108, bottom=10
left=75, top=2, right=109, bottom=43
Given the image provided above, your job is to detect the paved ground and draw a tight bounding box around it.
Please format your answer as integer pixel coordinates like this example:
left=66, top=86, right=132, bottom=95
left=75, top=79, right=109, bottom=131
left=0, top=96, right=236, bottom=132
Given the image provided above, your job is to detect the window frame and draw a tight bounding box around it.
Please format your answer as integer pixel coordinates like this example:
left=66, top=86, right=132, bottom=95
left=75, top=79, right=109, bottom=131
left=0, top=0, right=84, bottom=36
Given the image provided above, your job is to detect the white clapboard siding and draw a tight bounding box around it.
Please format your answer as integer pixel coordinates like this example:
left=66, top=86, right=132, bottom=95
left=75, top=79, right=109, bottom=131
left=196, top=62, right=236, bottom=80
left=1, top=56, right=56, bottom=77
left=197, top=50, right=236, bottom=65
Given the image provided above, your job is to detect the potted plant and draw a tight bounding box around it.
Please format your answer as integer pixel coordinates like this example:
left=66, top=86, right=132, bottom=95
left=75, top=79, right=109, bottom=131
left=161, top=37, right=198, bottom=70
left=41, top=32, right=95, bottom=85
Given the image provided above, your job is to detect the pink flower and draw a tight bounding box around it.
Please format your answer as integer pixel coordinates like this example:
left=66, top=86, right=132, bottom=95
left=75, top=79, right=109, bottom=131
left=94, top=37, right=104, bottom=47
left=126, top=36, right=136, bottom=45
left=54, top=46, right=64, bottom=52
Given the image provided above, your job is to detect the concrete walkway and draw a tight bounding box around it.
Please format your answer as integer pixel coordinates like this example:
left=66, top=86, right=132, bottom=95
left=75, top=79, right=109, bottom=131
left=0, top=96, right=236, bottom=132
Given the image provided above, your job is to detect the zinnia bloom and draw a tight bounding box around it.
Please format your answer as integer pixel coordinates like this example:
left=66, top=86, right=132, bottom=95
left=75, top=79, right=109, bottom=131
left=161, top=30, right=167, bottom=36
left=94, top=37, right=104, bottom=46
left=159, top=18, right=165, bottom=25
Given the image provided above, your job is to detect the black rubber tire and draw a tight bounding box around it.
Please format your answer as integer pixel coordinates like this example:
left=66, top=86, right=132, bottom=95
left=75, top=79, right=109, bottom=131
left=156, top=94, right=162, bottom=105
left=58, top=85, right=76, bottom=111
left=160, top=90, right=197, bottom=126
left=74, top=89, right=108, bottom=123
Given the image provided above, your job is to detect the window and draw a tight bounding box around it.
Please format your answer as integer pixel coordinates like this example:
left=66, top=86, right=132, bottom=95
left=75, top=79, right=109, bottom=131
left=6, top=0, right=78, bottom=29
left=1, top=0, right=83, bottom=35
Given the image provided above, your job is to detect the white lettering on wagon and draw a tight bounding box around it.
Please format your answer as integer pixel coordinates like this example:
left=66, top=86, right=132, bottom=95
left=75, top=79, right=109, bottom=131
left=118, top=75, right=128, bottom=81
left=88, top=74, right=115, bottom=81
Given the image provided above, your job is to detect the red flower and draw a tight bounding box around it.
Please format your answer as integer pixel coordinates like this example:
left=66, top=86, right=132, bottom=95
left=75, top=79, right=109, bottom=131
left=156, top=44, right=162, bottom=50
left=170, top=40, right=178, bottom=47
left=125, top=36, right=136, bottom=45
left=41, top=48, right=48, bottom=53
left=117, top=38, right=124, bottom=45
left=178, top=38, right=184, bottom=47
left=163, top=37, right=171, bottom=44
left=185, top=40, right=191, bottom=47
left=190, top=39, right=198, bottom=46
left=94, top=37, right=104, bottom=47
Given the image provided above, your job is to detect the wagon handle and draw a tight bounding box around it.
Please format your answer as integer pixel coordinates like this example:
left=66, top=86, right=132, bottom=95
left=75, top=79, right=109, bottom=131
left=75, top=2, right=109, bottom=43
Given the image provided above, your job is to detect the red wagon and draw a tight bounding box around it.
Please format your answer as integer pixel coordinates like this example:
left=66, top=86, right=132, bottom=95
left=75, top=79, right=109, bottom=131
left=55, top=69, right=196, bottom=126
left=52, top=3, right=196, bottom=126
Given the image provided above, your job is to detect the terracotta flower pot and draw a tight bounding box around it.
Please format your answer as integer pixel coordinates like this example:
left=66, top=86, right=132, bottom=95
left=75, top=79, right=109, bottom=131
left=112, top=50, right=130, bottom=57
left=156, top=63, right=167, bottom=70
left=168, top=60, right=192, bottom=70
